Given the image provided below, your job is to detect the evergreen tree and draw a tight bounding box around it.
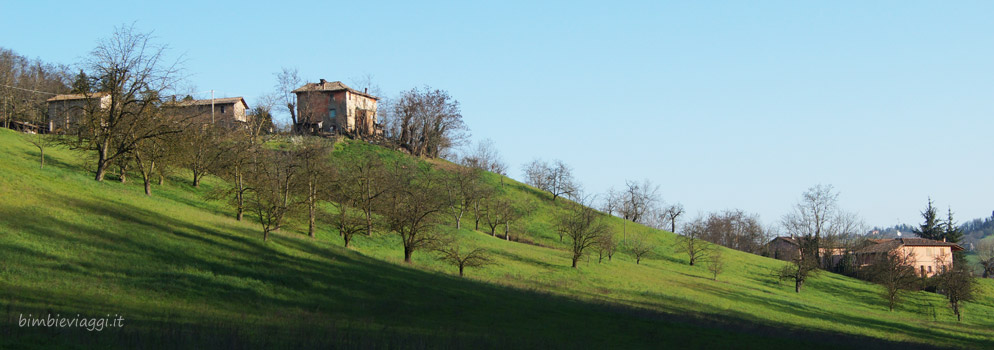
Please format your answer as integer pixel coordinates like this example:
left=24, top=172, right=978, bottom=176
left=944, top=207, right=966, bottom=266
left=912, top=198, right=943, bottom=240
left=70, top=70, right=92, bottom=94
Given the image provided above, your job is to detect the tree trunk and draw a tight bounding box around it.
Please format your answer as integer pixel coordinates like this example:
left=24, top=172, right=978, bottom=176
left=263, top=228, right=270, bottom=242
left=193, top=172, right=201, bottom=187
left=795, top=279, right=802, bottom=293
left=308, top=182, right=316, bottom=238
left=455, top=211, right=462, bottom=230
left=119, top=165, right=127, bottom=183
left=365, top=208, right=373, bottom=236
left=571, top=256, right=579, bottom=268
left=458, top=265, right=464, bottom=277
left=95, top=140, right=109, bottom=181
left=404, top=246, right=413, bottom=263
left=37, top=146, right=44, bottom=169
left=505, top=222, right=510, bottom=241
left=235, top=172, right=244, bottom=221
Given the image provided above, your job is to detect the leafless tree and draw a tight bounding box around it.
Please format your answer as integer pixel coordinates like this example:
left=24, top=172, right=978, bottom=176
left=335, top=147, right=392, bottom=236
left=380, top=160, right=448, bottom=263
left=461, top=138, right=508, bottom=186
left=208, top=130, right=258, bottom=220
left=523, top=159, right=577, bottom=202
left=977, top=240, right=994, bottom=278
left=177, top=124, right=224, bottom=187
left=246, top=149, right=300, bottom=241
left=296, top=138, right=335, bottom=238
left=625, top=230, right=655, bottom=264
left=698, top=209, right=767, bottom=254
left=557, top=198, right=610, bottom=268
left=935, top=265, right=976, bottom=321
left=274, top=67, right=301, bottom=133
left=57, top=25, right=184, bottom=182
left=676, top=216, right=713, bottom=266
left=22, top=133, right=55, bottom=169
left=434, top=238, right=494, bottom=277
left=444, top=166, right=485, bottom=229
left=707, top=248, right=726, bottom=281
left=862, top=250, right=919, bottom=311
left=596, top=233, right=617, bottom=263
left=782, top=184, right=840, bottom=265
left=778, top=236, right=819, bottom=293
left=663, top=203, right=685, bottom=233
left=392, top=86, right=468, bottom=158
left=617, top=179, right=659, bottom=240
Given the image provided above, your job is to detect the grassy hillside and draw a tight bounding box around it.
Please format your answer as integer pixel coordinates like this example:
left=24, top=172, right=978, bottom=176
left=1, top=128, right=992, bottom=349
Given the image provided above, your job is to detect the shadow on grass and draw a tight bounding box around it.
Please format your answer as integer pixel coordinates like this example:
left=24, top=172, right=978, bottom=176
left=0, top=191, right=971, bottom=349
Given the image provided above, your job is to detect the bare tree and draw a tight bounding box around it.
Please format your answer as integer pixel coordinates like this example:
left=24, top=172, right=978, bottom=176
left=444, top=166, right=485, bottom=230
left=177, top=124, right=224, bottom=187
left=296, top=138, right=335, bottom=238
left=778, top=237, right=819, bottom=293
left=596, top=233, right=617, bottom=263
left=434, top=239, right=493, bottom=277
left=523, top=159, right=577, bottom=202
left=392, top=86, right=468, bottom=158
left=380, top=160, right=448, bottom=263
left=246, top=149, right=299, bottom=241
left=625, top=230, right=655, bottom=264
left=58, top=25, right=183, bottom=182
left=461, top=138, right=508, bottom=186
left=208, top=128, right=259, bottom=220
left=663, top=203, right=685, bottom=233
left=274, top=67, right=301, bottom=133
left=863, top=250, right=919, bottom=311
left=676, top=216, right=712, bottom=266
left=335, top=147, right=392, bottom=236
left=782, top=184, right=840, bottom=265
left=22, top=133, right=54, bottom=169
left=707, top=248, right=726, bottom=281
left=935, top=265, right=976, bottom=321
left=557, top=199, right=609, bottom=268
left=977, top=240, right=994, bottom=278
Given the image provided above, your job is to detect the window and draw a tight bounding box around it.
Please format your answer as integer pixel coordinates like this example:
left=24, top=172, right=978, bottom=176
left=921, top=266, right=926, bottom=276
left=927, top=266, right=932, bottom=274
left=220, top=105, right=226, bottom=113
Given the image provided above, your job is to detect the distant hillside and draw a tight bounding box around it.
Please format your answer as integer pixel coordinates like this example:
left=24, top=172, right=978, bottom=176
left=2, top=128, right=993, bottom=349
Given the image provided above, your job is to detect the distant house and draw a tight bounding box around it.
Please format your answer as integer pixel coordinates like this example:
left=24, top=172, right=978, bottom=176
left=292, top=79, right=379, bottom=137
left=162, top=97, right=249, bottom=126
left=46, top=92, right=111, bottom=133
left=766, top=236, right=846, bottom=268
left=855, top=238, right=963, bottom=277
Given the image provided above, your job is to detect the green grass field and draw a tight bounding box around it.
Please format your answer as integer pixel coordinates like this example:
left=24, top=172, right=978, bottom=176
left=1, top=128, right=992, bottom=349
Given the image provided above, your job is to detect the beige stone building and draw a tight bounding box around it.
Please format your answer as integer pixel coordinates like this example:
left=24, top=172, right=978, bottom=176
left=856, top=238, right=963, bottom=277
left=162, top=97, right=249, bottom=126
left=46, top=92, right=111, bottom=133
left=292, top=80, right=379, bottom=137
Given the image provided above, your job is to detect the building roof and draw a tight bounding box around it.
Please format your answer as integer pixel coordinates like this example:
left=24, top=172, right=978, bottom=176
left=292, top=80, right=379, bottom=100
left=46, top=92, right=109, bottom=102
left=857, top=237, right=964, bottom=254
left=164, top=97, right=249, bottom=109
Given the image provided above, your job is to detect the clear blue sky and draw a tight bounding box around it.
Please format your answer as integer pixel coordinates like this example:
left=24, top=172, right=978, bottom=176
left=3, top=1, right=992, bottom=228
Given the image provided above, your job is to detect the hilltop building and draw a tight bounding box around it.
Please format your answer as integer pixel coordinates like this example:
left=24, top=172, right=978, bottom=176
left=292, top=79, right=379, bottom=137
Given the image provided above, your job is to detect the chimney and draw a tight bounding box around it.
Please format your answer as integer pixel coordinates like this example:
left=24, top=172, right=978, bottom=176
left=319, top=79, right=327, bottom=84
left=943, top=237, right=946, bottom=242
left=364, top=88, right=368, bottom=94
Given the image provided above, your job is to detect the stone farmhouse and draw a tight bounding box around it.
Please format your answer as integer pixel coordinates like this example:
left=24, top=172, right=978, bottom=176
left=46, top=92, right=111, bottom=133
left=292, top=80, right=379, bottom=137
left=855, top=238, right=963, bottom=277
left=162, top=97, right=249, bottom=126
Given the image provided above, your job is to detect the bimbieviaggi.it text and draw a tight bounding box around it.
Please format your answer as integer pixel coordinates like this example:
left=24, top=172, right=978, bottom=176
left=18, top=313, right=125, bottom=331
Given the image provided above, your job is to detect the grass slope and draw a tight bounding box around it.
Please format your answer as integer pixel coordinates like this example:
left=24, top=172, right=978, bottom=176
left=0, top=129, right=991, bottom=349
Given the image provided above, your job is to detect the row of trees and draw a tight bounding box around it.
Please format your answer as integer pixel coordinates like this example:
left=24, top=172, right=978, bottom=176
left=0, top=47, right=70, bottom=129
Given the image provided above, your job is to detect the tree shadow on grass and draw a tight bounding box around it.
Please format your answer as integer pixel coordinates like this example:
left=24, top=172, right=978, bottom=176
left=0, top=191, right=973, bottom=349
